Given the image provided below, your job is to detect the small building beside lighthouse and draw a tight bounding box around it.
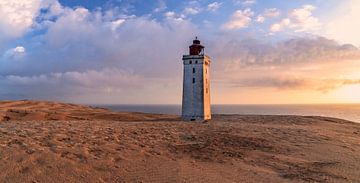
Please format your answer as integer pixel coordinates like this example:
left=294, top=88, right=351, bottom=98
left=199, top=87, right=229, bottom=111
left=182, top=37, right=211, bottom=121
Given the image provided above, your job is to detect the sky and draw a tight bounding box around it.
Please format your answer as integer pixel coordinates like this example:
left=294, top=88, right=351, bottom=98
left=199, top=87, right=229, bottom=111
left=1, top=0, right=360, bottom=104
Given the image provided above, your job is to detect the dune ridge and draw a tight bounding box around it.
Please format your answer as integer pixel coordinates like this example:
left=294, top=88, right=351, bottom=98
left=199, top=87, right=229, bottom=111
left=0, top=100, right=177, bottom=122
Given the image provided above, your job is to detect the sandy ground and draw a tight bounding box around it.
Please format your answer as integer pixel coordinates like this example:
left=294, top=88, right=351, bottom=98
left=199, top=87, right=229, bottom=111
left=0, top=100, right=360, bottom=183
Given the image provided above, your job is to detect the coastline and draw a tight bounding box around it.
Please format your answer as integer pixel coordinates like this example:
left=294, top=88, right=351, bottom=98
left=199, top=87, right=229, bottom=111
left=98, top=104, right=360, bottom=123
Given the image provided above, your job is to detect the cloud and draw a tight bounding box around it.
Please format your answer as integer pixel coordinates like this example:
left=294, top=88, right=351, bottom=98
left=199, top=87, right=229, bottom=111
left=209, top=36, right=360, bottom=68
left=166, top=3, right=202, bottom=21
left=0, top=68, right=146, bottom=102
left=12, top=46, right=26, bottom=54
left=39, top=0, right=65, bottom=18
left=289, top=5, right=321, bottom=32
left=231, top=77, right=307, bottom=89
left=3, top=46, right=26, bottom=59
left=0, top=67, right=182, bottom=104
left=111, top=19, right=126, bottom=31
left=256, top=15, right=265, bottom=23
left=205, top=35, right=360, bottom=98
left=164, top=11, right=185, bottom=21
left=0, top=2, right=197, bottom=103
left=154, top=0, right=167, bottom=12
left=324, top=1, right=360, bottom=46
left=270, top=18, right=290, bottom=32
left=233, top=0, right=256, bottom=6
left=164, top=11, right=175, bottom=18
left=0, top=0, right=42, bottom=46
left=3, top=7, right=360, bottom=102
left=183, top=7, right=200, bottom=15
left=243, top=0, right=256, bottom=5
left=182, top=0, right=203, bottom=16
left=5, top=68, right=142, bottom=88
left=207, top=2, right=222, bottom=12
left=270, top=4, right=321, bottom=33
left=230, top=77, right=360, bottom=93
left=223, top=8, right=254, bottom=30
left=1, top=0, right=360, bottom=104
left=263, top=8, right=281, bottom=18
left=256, top=8, right=280, bottom=23
left=37, top=7, right=195, bottom=76
left=317, top=79, right=360, bottom=93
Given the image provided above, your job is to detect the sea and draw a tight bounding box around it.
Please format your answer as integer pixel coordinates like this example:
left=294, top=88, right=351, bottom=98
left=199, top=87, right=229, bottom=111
left=96, top=104, right=360, bottom=123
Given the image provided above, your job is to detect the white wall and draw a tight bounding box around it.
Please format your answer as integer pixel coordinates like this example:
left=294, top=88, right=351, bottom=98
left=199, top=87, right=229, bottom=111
left=182, top=55, right=211, bottom=121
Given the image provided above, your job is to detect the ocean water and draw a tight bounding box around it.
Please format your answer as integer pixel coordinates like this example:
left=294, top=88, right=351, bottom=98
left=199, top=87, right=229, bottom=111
left=97, top=104, right=360, bottom=123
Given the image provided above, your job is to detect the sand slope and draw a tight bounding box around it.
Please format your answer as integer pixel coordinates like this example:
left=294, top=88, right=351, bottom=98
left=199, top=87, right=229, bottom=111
left=0, top=101, right=360, bottom=183
left=0, top=100, right=177, bottom=122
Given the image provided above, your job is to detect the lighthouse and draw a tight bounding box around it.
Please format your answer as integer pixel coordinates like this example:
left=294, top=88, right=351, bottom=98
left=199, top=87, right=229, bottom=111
left=182, top=37, right=211, bottom=121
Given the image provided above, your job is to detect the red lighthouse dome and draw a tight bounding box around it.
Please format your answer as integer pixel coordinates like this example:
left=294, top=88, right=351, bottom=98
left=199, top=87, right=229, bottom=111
left=189, top=37, right=204, bottom=55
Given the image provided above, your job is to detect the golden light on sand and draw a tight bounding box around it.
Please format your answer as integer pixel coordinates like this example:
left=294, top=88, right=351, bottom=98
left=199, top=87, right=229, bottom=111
left=1, top=101, right=360, bottom=182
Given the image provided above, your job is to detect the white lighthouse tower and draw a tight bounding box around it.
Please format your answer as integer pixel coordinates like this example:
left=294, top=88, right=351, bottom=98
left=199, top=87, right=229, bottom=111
left=182, top=37, right=211, bottom=121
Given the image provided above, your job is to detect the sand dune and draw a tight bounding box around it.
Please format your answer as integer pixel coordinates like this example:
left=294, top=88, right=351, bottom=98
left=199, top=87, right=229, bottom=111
left=0, top=100, right=177, bottom=122
left=0, top=100, right=360, bottom=182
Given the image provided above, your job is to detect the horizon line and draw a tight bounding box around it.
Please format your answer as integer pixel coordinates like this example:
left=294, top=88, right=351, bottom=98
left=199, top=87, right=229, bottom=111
left=89, top=103, right=360, bottom=106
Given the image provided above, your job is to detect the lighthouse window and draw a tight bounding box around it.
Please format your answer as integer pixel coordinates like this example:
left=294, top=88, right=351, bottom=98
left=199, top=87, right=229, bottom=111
left=193, top=78, right=195, bottom=83
left=193, top=68, right=195, bottom=73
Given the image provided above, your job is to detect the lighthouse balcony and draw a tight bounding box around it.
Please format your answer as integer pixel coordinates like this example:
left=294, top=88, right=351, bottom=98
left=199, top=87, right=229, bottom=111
left=182, top=55, right=210, bottom=60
